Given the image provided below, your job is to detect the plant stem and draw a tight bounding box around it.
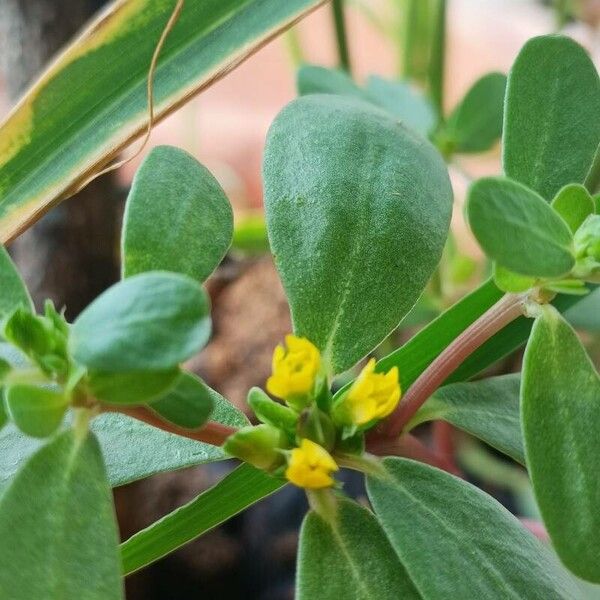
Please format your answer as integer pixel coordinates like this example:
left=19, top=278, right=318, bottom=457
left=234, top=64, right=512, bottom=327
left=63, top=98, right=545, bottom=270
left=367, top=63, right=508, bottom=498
left=331, top=0, right=351, bottom=73
left=103, top=405, right=238, bottom=446
left=382, top=292, right=527, bottom=438
left=428, top=0, right=446, bottom=118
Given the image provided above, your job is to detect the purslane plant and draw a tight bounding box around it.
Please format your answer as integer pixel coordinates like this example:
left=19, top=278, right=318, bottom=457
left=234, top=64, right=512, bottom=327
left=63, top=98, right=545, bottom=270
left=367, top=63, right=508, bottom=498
left=0, top=31, right=600, bottom=599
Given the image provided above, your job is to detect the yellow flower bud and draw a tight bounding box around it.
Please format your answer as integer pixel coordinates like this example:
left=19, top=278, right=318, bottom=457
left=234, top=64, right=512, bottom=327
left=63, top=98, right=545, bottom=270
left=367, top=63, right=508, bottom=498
left=266, top=335, right=321, bottom=406
left=337, top=359, right=401, bottom=426
left=285, top=439, right=338, bottom=489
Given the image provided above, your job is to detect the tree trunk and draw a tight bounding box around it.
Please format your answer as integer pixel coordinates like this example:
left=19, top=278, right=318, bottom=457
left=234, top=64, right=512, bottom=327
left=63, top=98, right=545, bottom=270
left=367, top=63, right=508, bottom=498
left=0, top=0, right=121, bottom=319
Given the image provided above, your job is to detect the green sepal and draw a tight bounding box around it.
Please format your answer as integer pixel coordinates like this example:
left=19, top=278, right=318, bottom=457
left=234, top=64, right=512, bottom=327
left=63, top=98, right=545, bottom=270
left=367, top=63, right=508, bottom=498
left=4, top=383, right=69, bottom=438
left=335, top=430, right=365, bottom=455
left=223, top=424, right=285, bottom=470
left=297, top=407, right=336, bottom=451
left=247, top=387, right=298, bottom=437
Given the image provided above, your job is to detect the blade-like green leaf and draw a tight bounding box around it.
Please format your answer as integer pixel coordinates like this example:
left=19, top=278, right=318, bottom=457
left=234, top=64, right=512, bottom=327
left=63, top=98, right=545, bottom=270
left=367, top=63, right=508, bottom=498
left=264, top=94, right=452, bottom=373
left=121, top=464, right=283, bottom=574
left=413, top=374, right=524, bottom=464
left=0, top=430, right=123, bottom=599
left=443, top=72, right=506, bottom=153
left=149, top=371, right=213, bottom=429
left=522, top=307, right=600, bottom=583
left=0, top=401, right=247, bottom=492
left=0, top=0, right=325, bottom=243
left=4, top=383, right=69, bottom=438
left=368, top=458, right=580, bottom=599
left=551, top=184, right=595, bottom=233
left=88, top=369, right=180, bottom=405
left=297, top=498, right=420, bottom=600
left=467, top=176, right=575, bottom=277
left=503, top=35, right=600, bottom=200
left=71, top=272, right=210, bottom=372
left=0, top=246, right=33, bottom=318
left=122, top=146, right=233, bottom=282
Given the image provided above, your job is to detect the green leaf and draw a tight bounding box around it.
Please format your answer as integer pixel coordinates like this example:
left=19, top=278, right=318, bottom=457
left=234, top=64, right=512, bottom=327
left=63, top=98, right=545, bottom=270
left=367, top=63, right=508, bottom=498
left=493, top=263, right=537, bottom=293
left=467, top=176, right=575, bottom=277
left=88, top=369, right=180, bottom=405
left=4, top=384, right=69, bottom=438
left=0, top=402, right=247, bottom=492
left=297, top=498, right=420, bottom=600
left=365, top=76, right=435, bottom=137
left=121, top=464, right=282, bottom=574
left=368, top=458, right=580, bottom=599
left=264, top=95, right=452, bottom=373
left=71, top=272, right=210, bottom=372
left=122, top=146, right=233, bottom=282
left=149, top=371, right=213, bottom=429
left=0, top=246, right=32, bottom=319
left=551, top=184, right=595, bottom=233
left=565, top=286, right=600, bottom=331
left=413, top=374, right=524, bottom=464
left=297, top=64, right=369, bottom=100
left=247, top=386, right=298, bottom=435
left=443, top=72, right=506, bottom=153
left=522, top=307, right=600, bottom=583
left=0, top=0, right=324, bottom=243
left=0, top=430, right=123, bottom=599
left=503, top=35, right=600, bottom=200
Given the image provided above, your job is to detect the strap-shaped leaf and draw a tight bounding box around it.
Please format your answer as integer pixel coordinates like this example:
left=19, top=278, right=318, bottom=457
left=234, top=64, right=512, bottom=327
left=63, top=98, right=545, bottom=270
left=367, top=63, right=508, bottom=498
left=71, top=272, right=210, bottom=372
left=0, top=430, right=123, bottom=599
left=264, top=95, right=452, bottom=373
left=413, top=374, right=524, bottom=464
left=503, top=35, right=600, bottom=200
left=522, top=307, right=600, bottom=583
left=122, top=146, right=233, bottom=282
left=368, top=458, right=579, bottom=599
left=0, top=246, right=32, bottom=318
left=121, top=464, right=282, bottom=574
left=467, top=176, right=574, bottom=277
left=297, top=498, right=420, bottom=600
left=0, top=0, right=325, bottom=243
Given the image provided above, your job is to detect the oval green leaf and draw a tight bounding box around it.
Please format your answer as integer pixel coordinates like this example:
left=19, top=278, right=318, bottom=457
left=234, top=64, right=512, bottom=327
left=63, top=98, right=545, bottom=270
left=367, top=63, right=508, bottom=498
left=122, top=146, right=233, bottom=282
left=0, top=246, right=32, bottom=319
left=297, top=498, right=420, bottom=600
left=368, top=458, right=580, bottom=599
left=264, top=95, right=452, bottom=373
left=522, top=306, right=600, bottom=583
left=88, top=369, right=180, bottom=405
left=551, top=184, right=595, bottom=233
left=467, top=176, right=575, bottom=277
left=71, top=272, right=210, bottom=372
left=0, top=430, right=123, bottom=599
left=503, top=35, right=600, bottom=200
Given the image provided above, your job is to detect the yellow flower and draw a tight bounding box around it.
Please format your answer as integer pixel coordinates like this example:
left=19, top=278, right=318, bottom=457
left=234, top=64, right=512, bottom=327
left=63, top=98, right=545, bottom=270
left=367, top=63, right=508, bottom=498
left=285, top=439, right=339, bottom=489
left=341, top=359, right=401, bottom=426
left=266, top=335, right=321, bottom=404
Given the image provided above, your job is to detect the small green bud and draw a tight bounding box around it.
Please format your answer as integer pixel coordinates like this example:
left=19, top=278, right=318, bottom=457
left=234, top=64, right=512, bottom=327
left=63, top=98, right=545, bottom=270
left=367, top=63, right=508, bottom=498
left=297, top=407, right=336, bottom=452
left=247, top=387, right=298, bottom=436
left=575, top=215, right=600, bottom=260
left=223, top=424, right=284, bottom=470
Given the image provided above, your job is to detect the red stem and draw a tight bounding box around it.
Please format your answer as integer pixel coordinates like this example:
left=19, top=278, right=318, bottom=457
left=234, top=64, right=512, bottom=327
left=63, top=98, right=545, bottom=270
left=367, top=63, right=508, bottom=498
left=383, top=293, right=526, bottom=438
left=103, top=405, right=237, bottom=446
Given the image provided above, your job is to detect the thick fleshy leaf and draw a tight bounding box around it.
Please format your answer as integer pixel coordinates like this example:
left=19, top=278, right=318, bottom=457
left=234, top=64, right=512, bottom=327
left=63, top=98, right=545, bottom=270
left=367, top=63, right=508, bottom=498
left=88, top=369, right=180, bottom=405
left=503, top=35, right=600, bottom=200
left=443, top=72, right=506, bottom=153
left=493, top=263, right=537, bottom=293
left=0, top=430, right=123, bottom=599
left=467, top=176, right=575, bottom=277
left=71, top=272, right=210, bottom=372
left=149, top=371, right=213, bottom=429
left=264, top=95, right=452, bottom=373
left=297, top=499, right=420, bottom=600
left=4, top=384, right=69, bottom=438
left=368, top=458, right=579, bottom=599
left=0, top=246, right=32, bottom=318
left=297, top=64, right=369, bottom=100
left=122, top=146, right=233, bottom=281
left=565, top=286, right=600, bottom=331
left=413, top=374, right=524, bottom=464
left=522, top=307, right=600, bottom=582
left=0, top=0, right=325, bottom=243
left=551, top=184, right=595, bottom=233
left=0, top=399, right=247, bottom=492
left=121, top=464, right=283, bottom=574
